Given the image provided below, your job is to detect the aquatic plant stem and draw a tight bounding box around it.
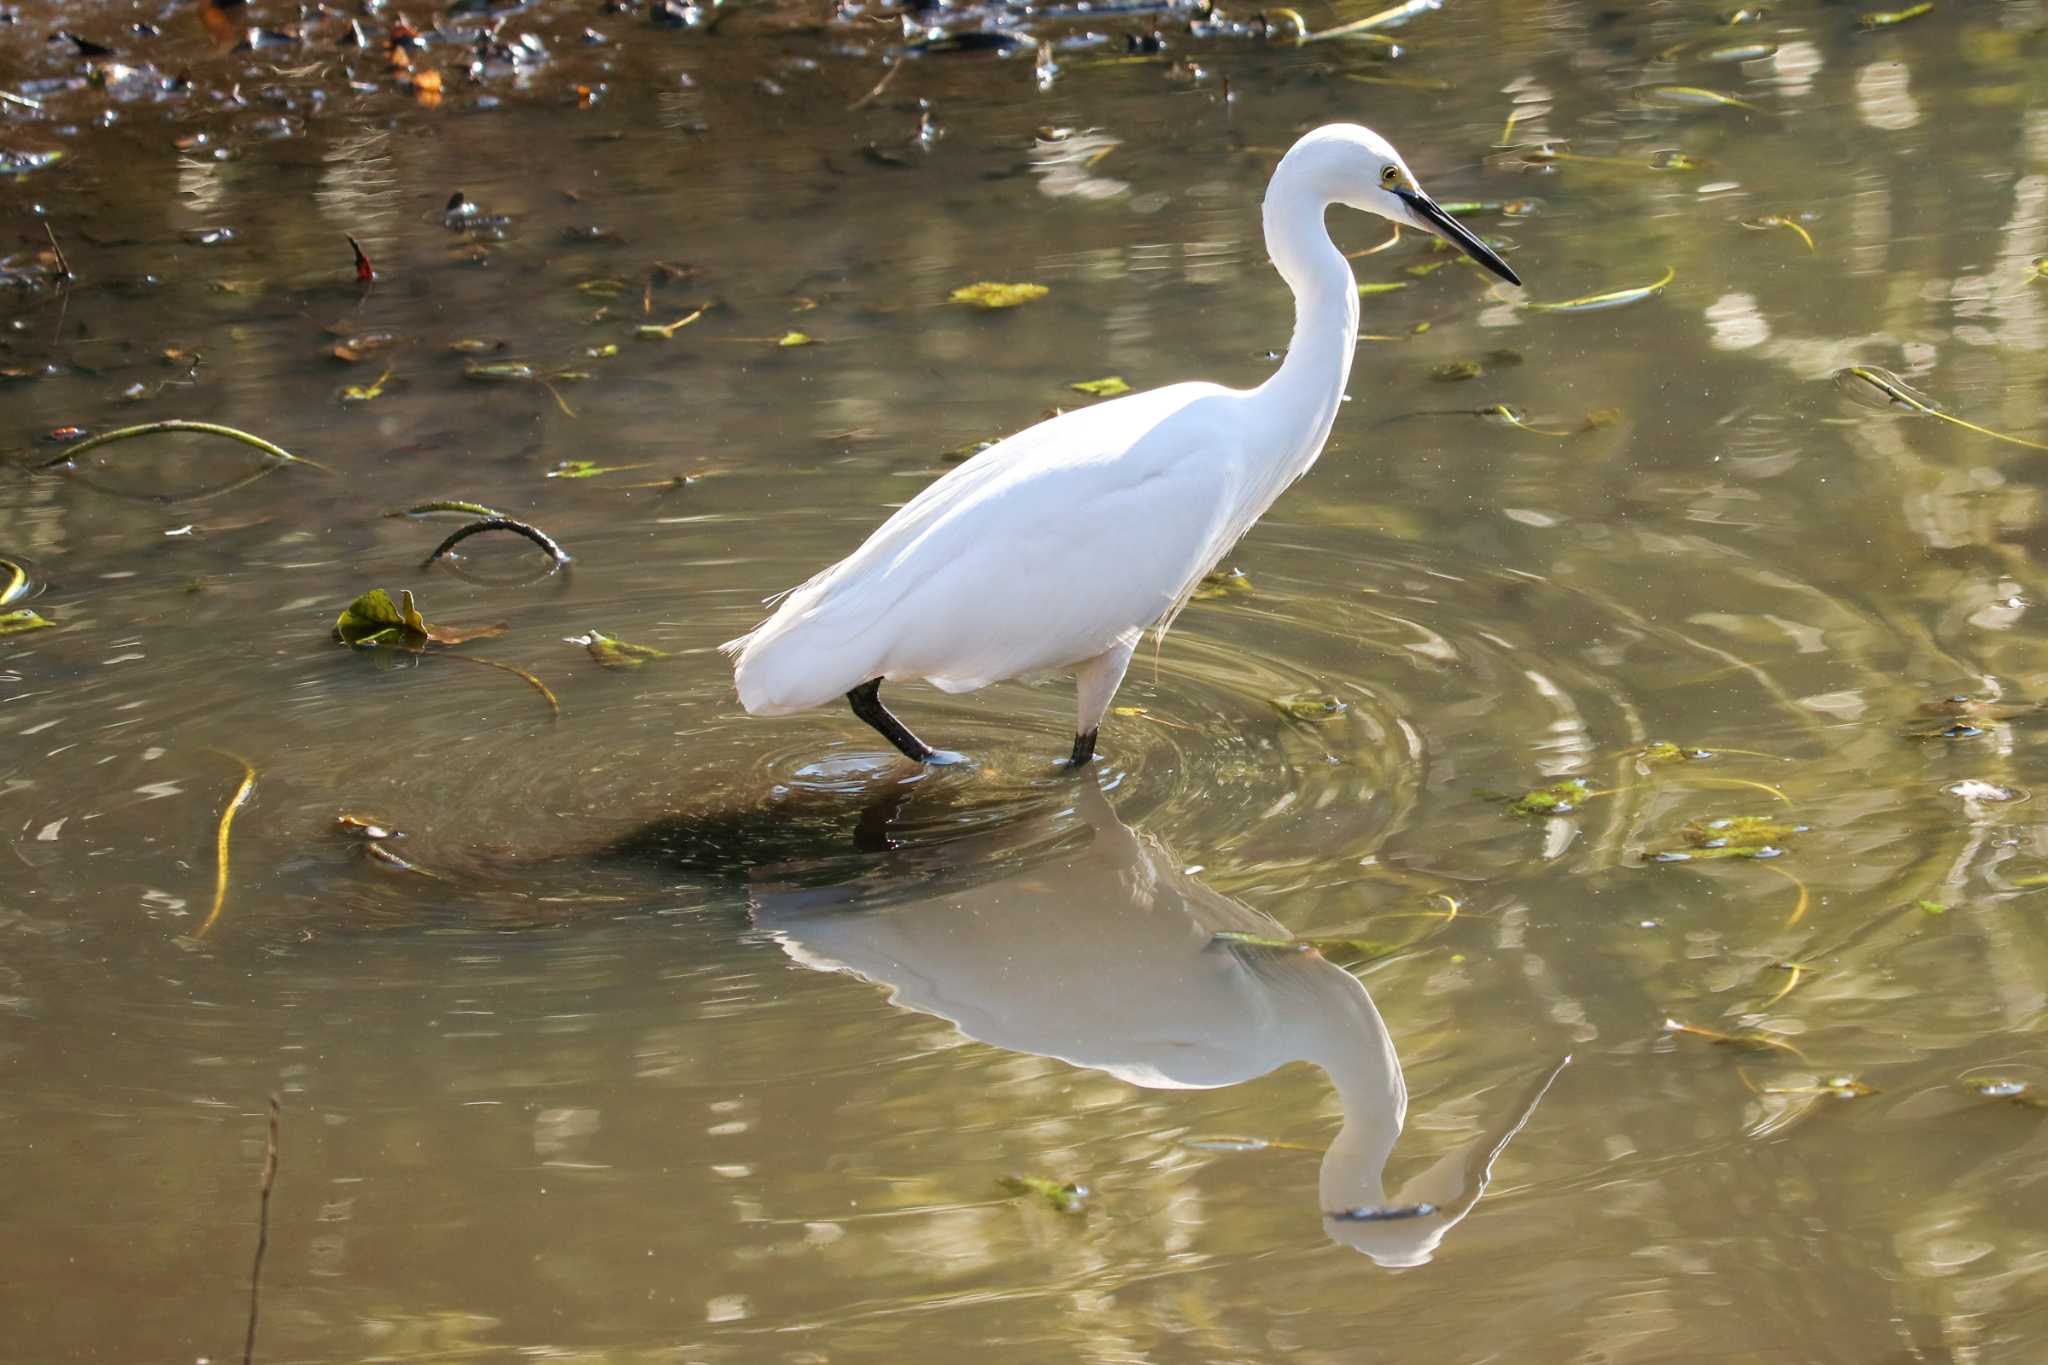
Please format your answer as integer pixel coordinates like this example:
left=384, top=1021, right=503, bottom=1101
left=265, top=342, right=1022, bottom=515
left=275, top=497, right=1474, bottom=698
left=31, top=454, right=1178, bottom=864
left=35, top=421, right=332, bottom=473
left=198, top=756, right=257, bottom=938
left=243, top=1096, right=279, bottom=1365
left=423, top=517, right=571, bottom=568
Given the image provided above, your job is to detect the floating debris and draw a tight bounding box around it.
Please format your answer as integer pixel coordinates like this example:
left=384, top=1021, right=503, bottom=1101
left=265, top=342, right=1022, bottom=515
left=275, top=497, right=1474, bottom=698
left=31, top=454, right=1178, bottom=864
left=1430, top=360, right=1483, bottom=382
left=1663, top=1018, right=1807, bottom=1060
left=34, top=420, right=331, bottom=473
left=1834, top=366, right=2048, bottom=451
left=567, top=629, right=670, bottom=667
left=332, top=588, right=506, bottom=648
left=423, top=517, right=571, bottom=568
left=1500, top=778, right=1595, bottom=816
left=1070, top=376, right=1131, bottom=397
left=385, top=500, right=508, bottom=520
left=1192, top=567, right=1252, bottom=600
left=1858, top=2, right=1933, bottom=29
left=949, top=281, right=1049, bottom=310
left=1742, top=215, right=1816, bottom=252
left=1964, top=1077, right=2044, bottom=1107
left=1270, top=691, right=1348, bottom=722
left=0, top=608, right=56, bottom=637
left=196, top=755, right=257, bottom=938
left=1522, top=267, right=1675, bottom=313
left=1637, top=85, right=1763, bottom=114
left=997, top=1175, right=1087, bottom=1214
left=1650, top=814, right=1807, bottom=862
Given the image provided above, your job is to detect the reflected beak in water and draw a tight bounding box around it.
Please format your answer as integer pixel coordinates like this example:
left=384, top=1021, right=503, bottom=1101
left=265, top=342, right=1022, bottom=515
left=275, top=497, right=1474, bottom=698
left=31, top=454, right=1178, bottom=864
left=1395, top=188, right=1521, bottom=287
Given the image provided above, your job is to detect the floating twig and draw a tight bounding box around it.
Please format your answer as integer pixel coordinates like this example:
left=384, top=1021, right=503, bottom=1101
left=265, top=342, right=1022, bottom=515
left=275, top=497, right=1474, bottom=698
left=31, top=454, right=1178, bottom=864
left=198, top=755, right=256, bottom=938
left=423, top=516, right=571, bottom=568
left=434, top=652, right=560, bottom=718
left=848, top=56, right=903, bottom=111
left=34, top=420, right=332, bottom=474
left=242, top=1096, right=279, bottom=1365
left=383, top=499, right=507, bottom=520
left=43, top=223, right=72, bottom=280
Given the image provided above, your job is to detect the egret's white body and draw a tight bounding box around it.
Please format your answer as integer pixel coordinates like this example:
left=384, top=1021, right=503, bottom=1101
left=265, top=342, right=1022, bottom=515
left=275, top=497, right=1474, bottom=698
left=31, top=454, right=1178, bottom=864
left=724, top=124, right=1520, bottom=763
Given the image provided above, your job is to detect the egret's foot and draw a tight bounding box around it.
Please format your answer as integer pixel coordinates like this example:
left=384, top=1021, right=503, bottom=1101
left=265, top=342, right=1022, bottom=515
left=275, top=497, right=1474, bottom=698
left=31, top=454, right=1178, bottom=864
left=924, top=748, right=971, bottom=767
left=1067, top=728, right=1099, bottom=767
left=847, top=678, right=952, bottom=765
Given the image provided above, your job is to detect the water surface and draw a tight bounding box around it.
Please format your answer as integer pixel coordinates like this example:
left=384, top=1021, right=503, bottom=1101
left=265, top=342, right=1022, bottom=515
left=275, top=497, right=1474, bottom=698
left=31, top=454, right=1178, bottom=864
left=7, top=0, right=2048, bottom=1359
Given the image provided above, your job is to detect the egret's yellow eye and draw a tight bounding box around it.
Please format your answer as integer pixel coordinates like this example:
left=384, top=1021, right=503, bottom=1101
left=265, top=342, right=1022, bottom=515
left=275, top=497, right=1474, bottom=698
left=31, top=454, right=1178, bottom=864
left=1380, top=165, right=1403, bottom=188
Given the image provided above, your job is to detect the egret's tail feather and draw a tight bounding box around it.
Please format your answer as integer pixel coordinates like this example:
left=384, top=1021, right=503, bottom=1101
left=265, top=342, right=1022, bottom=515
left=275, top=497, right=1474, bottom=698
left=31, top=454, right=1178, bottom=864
left=718, top=628, right=756, bottom=659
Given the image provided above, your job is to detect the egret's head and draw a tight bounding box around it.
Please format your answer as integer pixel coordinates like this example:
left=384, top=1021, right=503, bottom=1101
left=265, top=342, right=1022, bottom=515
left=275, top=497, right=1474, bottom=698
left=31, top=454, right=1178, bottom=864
left=1286, top=124, right=1521, bottom=287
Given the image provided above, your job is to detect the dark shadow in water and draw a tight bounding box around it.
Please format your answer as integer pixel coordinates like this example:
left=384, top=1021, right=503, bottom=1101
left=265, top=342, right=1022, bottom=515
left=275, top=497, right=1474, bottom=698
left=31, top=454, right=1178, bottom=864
left=740, top=769, right=1568, bottom=1267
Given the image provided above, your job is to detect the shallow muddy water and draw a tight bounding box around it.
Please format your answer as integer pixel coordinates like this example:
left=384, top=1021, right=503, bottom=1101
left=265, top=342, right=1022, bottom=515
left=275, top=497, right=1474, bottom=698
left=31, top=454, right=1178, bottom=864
left=7, top=0, right=2048, bottom=1359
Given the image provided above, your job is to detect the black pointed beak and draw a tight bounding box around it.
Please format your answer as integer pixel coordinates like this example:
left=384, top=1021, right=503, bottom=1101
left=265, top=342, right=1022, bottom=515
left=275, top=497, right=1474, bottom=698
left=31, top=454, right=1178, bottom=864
left=1395, top=188, right=1521, bottom=287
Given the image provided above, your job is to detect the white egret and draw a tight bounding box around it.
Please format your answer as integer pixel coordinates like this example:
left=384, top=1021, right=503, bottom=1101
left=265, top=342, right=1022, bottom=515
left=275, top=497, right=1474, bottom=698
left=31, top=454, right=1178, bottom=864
left=724, top=123, right=1521, bottom=765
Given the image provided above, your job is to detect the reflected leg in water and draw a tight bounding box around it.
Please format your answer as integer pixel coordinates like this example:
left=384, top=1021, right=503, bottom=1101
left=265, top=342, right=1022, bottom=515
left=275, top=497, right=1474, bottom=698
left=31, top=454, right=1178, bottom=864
left=845, top=678, right=967, bottom=765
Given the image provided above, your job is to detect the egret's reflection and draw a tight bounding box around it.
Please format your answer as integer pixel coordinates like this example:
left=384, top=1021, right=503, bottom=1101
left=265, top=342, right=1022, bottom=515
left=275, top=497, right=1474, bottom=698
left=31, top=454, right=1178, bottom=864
left=748, top=772, right=1566, bottom=1267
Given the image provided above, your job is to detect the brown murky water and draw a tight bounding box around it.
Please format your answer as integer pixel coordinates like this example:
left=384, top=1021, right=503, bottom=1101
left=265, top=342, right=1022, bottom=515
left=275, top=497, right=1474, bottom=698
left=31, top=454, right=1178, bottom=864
left=8, top=0, right=2048, bottom=1359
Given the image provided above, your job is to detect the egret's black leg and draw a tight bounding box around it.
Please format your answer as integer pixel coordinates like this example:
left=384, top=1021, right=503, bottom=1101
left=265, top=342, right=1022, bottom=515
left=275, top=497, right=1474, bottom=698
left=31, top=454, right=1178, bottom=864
left=847, top=678, right=938, bottom=764
left=1069, top=728, right=1099, bottom=767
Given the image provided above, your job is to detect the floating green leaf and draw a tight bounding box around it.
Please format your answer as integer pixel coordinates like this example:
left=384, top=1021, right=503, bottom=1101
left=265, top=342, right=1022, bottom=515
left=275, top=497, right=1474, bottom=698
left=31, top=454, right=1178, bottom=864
left=1918, top=900, right=1948, bottom=915
left=0, top=608, right=56, bottom=637
left=1070, top=376, right=1131, bottom=398
left=1501, top=778, right=1593, bottom=816
left=777, top=331, right=814, bottom=347
left=1430, top=360, right=1483, bottom=382
left=1650, top=813, right=1808, bottom=861
left=1270, top=691, right=1348, bottom=722
left=949, top=281, right=1049, bottom=310
left=1192, top=567, right=1252, bottom=600
left=1358, top=281, right=1410, bottom=295
left=997, top=1175, right=1088, bottom=1214
left=568, top=629, right=670, bottom=668
left=332, top=589, right=504, bottom=649
left=338, top=366, right=394, bottom=404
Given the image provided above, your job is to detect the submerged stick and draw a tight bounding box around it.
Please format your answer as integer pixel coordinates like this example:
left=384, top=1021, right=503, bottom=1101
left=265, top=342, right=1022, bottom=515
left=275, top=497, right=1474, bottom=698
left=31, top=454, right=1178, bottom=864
left=434, top=652, right=561, bottom=718
left=847, top=56, right=902, bottom=111
left=43, top=223, right=73, bottom=280
left=242, top=1096, right=279, bottom=1365
left=423, top=516, right=571, bottom=568
left=198, top=756, right=257, bottom=938
left=34, top=420, right=332, bottom=474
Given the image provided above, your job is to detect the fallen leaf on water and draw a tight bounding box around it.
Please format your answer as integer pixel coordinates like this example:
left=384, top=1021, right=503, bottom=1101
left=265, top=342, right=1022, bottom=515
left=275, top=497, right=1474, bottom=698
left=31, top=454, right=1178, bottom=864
left=1192, top=567, right=1251, bottom=600
left=1497, top=778, right=1595, bottom=817
left=1270, top=691, right=1348, bottom=722
left=332, top=588, right=505, bottom=648
left=1070, top=376, right=1131, bottom=398
left=949, top=281, right=1049, bottom=310
left=567, top=630, right=670, bottom=667
left=1742, top=215, right=1816, bottom=252
left=997, top=1175, right=1088, bottom=1214
left=777, top=331, right=814, bottom=347
left=0, top=608, right=56, bottom=637
left=1430, top=360, right=1483, bottom=382
left=337, top=366, right=394, bottom=404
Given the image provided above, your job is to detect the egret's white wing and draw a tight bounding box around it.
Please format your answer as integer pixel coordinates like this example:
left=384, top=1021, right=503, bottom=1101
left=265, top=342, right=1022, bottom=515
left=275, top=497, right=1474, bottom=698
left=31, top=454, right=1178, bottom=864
left=731, top=382, right=1246, bottom=713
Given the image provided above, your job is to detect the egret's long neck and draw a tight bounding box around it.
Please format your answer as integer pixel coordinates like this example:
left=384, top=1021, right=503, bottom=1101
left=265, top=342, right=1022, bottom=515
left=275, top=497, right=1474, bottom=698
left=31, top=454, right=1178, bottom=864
left=1254, top=172, right=1360, bottom=486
